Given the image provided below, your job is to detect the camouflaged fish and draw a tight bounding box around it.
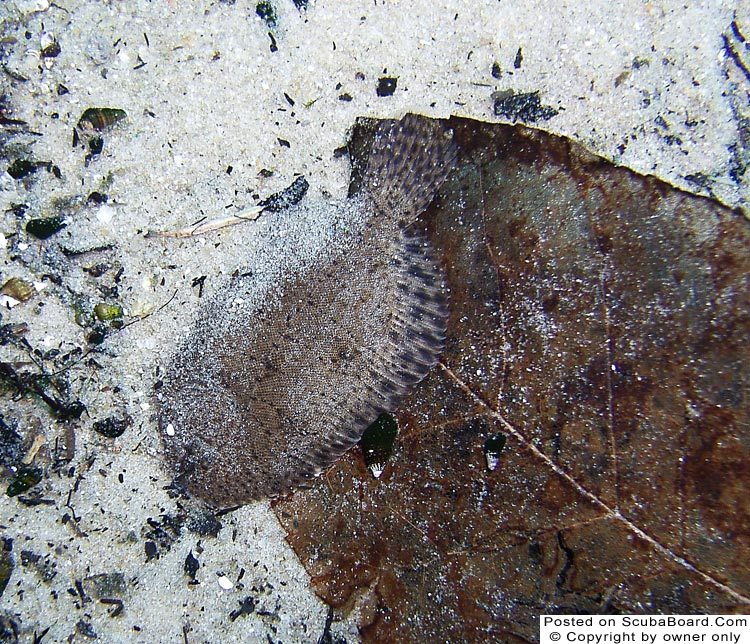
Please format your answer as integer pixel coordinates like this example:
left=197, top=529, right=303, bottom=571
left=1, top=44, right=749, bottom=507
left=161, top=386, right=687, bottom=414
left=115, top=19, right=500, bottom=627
left=158, top=114, right=457, bottom=506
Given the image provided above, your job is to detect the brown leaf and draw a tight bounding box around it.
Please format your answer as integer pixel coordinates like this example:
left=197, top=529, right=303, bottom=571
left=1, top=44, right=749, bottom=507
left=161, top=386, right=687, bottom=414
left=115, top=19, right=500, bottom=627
left=273, top=117, right=750, bottom=641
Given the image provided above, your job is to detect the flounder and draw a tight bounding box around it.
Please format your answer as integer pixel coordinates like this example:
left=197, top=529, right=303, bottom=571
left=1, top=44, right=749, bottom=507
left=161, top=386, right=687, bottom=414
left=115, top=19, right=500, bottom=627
left=158, top=114, right=457, bottom=506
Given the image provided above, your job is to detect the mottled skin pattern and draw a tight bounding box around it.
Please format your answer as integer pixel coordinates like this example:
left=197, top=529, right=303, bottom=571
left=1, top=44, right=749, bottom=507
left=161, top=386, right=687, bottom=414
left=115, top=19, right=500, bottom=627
left=158, top=114, right=458, bottom=506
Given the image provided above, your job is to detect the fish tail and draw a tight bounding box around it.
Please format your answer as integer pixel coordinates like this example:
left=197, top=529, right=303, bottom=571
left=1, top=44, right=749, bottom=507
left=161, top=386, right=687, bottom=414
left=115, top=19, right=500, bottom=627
left=363, top=113, right=458, bottom=222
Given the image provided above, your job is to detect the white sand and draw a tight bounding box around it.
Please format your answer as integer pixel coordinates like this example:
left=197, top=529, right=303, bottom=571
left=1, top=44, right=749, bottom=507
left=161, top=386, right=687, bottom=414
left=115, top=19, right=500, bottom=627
left=0, top=0, right=745, bottom=641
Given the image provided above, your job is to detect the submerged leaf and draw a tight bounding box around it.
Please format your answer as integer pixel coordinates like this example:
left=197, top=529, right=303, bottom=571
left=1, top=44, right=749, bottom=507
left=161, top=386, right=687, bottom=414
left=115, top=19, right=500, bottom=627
left=274, top=116, right=750, bottom=641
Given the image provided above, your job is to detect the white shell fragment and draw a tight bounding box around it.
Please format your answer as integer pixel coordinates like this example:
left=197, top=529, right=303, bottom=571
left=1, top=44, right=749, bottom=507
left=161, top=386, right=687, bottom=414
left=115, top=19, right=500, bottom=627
left=369, top=462, right=385, bottom=479
left=217, top=575, right=234, bottom=591
left=485, top=452, right=500, bottom=472
left=96, top=204, right=116, bottom=224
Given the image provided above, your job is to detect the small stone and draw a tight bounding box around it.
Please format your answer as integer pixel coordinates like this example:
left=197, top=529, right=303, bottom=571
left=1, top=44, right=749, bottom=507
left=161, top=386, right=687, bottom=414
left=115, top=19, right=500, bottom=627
left=1, top=277, right=33, bottom=303
left=93, top=303, right=123, bottom=322
left=26, top=216, right=68, bottom=240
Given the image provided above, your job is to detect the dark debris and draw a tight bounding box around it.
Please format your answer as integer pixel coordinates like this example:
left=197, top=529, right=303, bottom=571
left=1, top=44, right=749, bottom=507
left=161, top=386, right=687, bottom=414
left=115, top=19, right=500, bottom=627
left=6, top=466, right=43, bottom=497
left=184, top=551, right=199, bottom=584
left=0, top=416, right=23, bottom=469
left=25, top=216, right=67, bottom=240
left=92, top=416, right=130, bottom=439
left=229, top=595, right=256, bottom=622
left=256, top=1, right=277, bottom=28
left=0, top=538, right=12, bottom=599
left=376, top=77, right=397, bottom=97
left=259, top=175, right=309, bottom=213
left=492, top=89, right=559, bottom=122
left=75, top=619, right=97, bottom=639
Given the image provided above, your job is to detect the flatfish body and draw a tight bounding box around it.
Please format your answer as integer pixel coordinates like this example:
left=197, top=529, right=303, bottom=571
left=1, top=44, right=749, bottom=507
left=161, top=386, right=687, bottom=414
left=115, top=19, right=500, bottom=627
left=158, top=114, right=457, bottom=506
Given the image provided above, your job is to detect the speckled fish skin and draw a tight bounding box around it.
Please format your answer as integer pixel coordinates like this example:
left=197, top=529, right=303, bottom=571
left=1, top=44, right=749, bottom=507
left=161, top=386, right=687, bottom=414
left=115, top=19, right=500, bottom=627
left=158, top=114, right=458, bottom=506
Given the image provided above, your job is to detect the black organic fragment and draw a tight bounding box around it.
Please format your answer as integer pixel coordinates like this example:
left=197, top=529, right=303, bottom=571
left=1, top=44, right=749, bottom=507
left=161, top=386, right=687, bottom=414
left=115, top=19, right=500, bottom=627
left=0, top=417, right=23, bottom=468
left=144, top=514, right=184, bottom=556
left=56, top=401, right=86, bottom=421
left=100, top=597, right=124, bottom=617
left=376, top=76, right=397, bottom=97
left=684, top=172, right=713, bottom=194
left=87, top=191, right=108, bottom=204
left=256, top=1, right=277, bottom=28
left=317, top=606, right=336, bottom=644
left=92, top=416, right=129, bottom=438
left=88, top=136, right=104, bottom=156
left=75, top=619, right=97, bottom=639
left=259, top=175, right=309, bottom=212
left=144, top=541, right=158, bottom=562
left=17, top=495, right=54, bottom=507
left=0, top=538, right=12, bottom=598
left=229, top=596, right=256, bottom=621
left=7, top=159, right=36, bottom=179
left=86, top=325, right=107, bottom=345
left=184, top=551, right=199, bottom=583
left=0, top=614, right=19, bottom=642
left=191, top=275, right=207, bottom=297
left=0, top=362, right=84, bottom=419
left=492, top=89, right=558, bottom=123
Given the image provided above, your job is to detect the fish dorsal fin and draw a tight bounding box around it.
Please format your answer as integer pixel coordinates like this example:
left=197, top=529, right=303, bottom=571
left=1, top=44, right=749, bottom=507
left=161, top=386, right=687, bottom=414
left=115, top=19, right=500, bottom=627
left=278, top=227, right=448, bottom=493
